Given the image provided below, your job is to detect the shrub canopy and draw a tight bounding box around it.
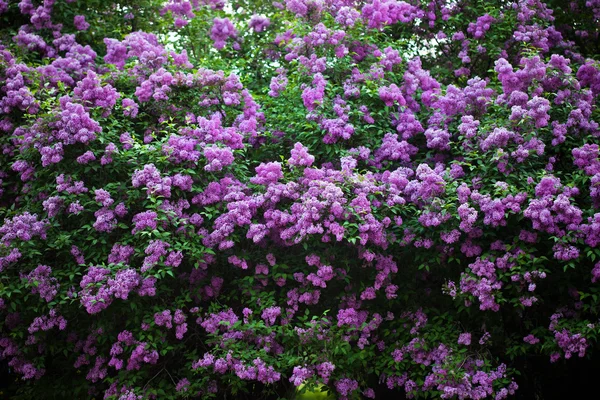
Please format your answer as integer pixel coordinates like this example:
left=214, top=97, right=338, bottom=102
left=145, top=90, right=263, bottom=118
left=1, top=0, right=600, bottom=399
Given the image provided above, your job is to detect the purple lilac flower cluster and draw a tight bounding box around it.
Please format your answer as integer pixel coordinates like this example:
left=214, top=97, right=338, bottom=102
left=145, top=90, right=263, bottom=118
left=2, top=0, right=600, bottom=398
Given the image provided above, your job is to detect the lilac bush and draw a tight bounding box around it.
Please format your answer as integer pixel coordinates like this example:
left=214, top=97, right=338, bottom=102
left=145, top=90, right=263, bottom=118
left=2, top=0, right=600, bottom=399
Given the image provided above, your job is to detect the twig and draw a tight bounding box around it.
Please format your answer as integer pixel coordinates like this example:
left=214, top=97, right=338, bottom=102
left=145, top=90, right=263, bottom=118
left=165, top=368, right=177, bottom=386
left=143, top=367, right=165, bottom=390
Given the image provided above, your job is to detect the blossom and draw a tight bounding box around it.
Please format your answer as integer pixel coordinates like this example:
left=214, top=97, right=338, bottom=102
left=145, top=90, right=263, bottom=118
left=288, top=142, right=315, bottom=167
left=290, top=366, right=312, bottom=386
left=249, top=15, right=270, bottom=32
left=122, top=98, right=139, bottom=118
left=27, top=265, right=59, bottom=302
left=131, top=211, right=158, bottom=234
left=261, top=306, right=281, bottom=326
left=251, top=162, right=283, bottom=185
left=335, top=378, right=358, bottom=397
left=74, top=15, right=90, bottom=31
left=523, top=334, right=540, bottom=345
left=204, top=145, right=234, bottom=171
left=211, top=18, right=237, bottom=49
left=1, top=1, right=599, bottom=397
left=458, top=333, right=472, bottom=346
left=0, top=213, right=49, bottom=245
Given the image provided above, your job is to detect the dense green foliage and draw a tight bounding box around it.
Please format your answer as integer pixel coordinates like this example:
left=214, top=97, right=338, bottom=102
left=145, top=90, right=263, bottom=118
left=2, top=0, right=600, bottom=399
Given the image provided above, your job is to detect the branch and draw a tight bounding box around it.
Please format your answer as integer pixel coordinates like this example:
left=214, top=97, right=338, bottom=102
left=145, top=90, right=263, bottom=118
left=143, top=366, right=165, bottom=391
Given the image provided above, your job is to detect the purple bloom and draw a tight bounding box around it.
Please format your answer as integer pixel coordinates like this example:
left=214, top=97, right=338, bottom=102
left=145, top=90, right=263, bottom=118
left=154, top=310, right=173, bottom=328
left=94, top=189, right=114, bottom=207
left=0, top=213, right=49, bottom=245
left=467, top=13, right=494, bottom=39
left=71, top=245, right=85, bottom=265
left=211, top=18, right=237, bottom=49
left=164, top=251, right=183, bottom=267
left=379, top=83, right=405, bottom=107
left=27, top=265, right=59, bottom=302
left=251, top=162, right=283, bottom=185
left=74, top=15, right=90, bottom=31
left=288, top=142, right=315, bottom=168
left=108, top=243, right=135, bottom=265
left=77, top=151, right=96, bottom=164
left=201, top=309, right=239, bottom=334
left=93, top=208, right=117, bottom=232
left=204, top=145, right=234, bottom=172
left=132, top=164, right=172, bottom=198
left=290, top=366, right=312, bottom=386
left=68, top=202, right=84, bottom=215
left=142, top=240, right=170, bottom=272
left=523, top=334, right=540, bottom=345
left=335, top=378, right=358, bottom=397
left=42, top=196, right=63, bottom=218
left=79, top=266, right=112, bottom=314
left=131, top=211, right=158, bottom=234
left=301, top=73, right=326, bottom=111
left=108, top=269, right=141, bottom=300
left=316, top=362, right=335, bottom=383
left=261, top=306, right=281, bottom=326
left=176, top=378, right=190, bottom=392
left=122, top=98, right=138, bottom=118
left=249, top=15, right=270, bottom=32
left=74, top=71, right=119, bottom=111
left=458, top=333, right=472, bottom=346
left=55, top=101, right=102, bottom=145
left=172, top=174, right=193, bottom=191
